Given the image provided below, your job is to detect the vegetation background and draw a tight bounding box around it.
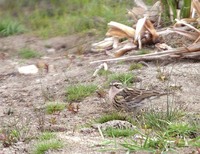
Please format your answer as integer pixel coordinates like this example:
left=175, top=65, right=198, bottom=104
left=0, top=0, right=142, bottom=38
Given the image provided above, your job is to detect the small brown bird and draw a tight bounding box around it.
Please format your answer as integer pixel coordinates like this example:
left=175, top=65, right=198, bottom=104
left=109, top=81, right=167, bottom=112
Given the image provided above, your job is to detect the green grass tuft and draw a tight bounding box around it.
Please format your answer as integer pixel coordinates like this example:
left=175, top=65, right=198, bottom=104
left=38, top=132, right=56, bottom=141
left=96, top=112, right=134, bottom=124
left=137, top=49, right=150, bottom=55
left=189, top=136, right=200, bottom=147
left=107, top=72, right=134, bottom=86
left=98, top=109, right=199, bottom=153
left=66, top=84, right=97, bottom=102
left=141, top=109, right=184, bottom=131
left=18, top=48, right=41, bottom=59
left=164, top=122, right=198, bottom=138
left=45, top=102, right=66, bottom=114
left=0, top=18, right=25, bottom=37
left=129, top=63, right=143, bottom=71
left=145, top=0, right=157, bottom=5
left=98, top=69, right=112, bottom=76
left=33, top=139, right=63, bottom=154
left=121, top=134, right=177, bottom=153
left=104, top=128, right=137, bottom=137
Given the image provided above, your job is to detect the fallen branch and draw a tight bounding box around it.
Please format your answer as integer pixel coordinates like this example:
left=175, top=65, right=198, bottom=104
left=90, top=42, right=200, bottom=64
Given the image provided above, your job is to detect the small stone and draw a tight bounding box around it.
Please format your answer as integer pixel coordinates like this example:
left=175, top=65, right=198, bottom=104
left=18, top=65, right=38, bottom=75
left=92, top=120, right=136, bottom=131
left=46, top=48, right=56, bottom=53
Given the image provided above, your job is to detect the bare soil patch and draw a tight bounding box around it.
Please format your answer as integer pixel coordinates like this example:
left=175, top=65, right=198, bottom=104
left=0, top=33, right=199, bottom=154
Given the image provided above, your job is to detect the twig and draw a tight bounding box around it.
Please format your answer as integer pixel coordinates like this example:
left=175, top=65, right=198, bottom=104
left=97, top=125, right=104, bottom=139
left=90, top=42, right=200, bottom=64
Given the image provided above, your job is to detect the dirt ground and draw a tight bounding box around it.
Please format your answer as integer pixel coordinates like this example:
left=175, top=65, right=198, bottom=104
left=0, top=32, right=200, bottom=154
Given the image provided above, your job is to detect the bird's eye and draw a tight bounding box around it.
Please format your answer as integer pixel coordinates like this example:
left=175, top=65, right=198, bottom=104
left=115, top=84, right=121, bottom=89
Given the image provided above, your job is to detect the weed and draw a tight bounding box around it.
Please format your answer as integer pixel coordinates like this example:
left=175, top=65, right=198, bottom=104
left=186, top=113, right=200, bottom=128
left=45, top=102, right=66, bottom=114
left=129, top=63, right=143, bottom=71
left=156, top=68, right=170, bottom=82
left=41, top=87, right=56, bottom=102
left=104, top=128, right=137, bottom=137
left=107, top=72, right=134, bottom=86
left=34, top=107, right=46, bottom=132
left=0, top=114, right=34, bottom=147
left=18, top=48, right=41, bottom=59
left=38, top=132, right=56, bottom=141
left=96, top=112, right=134, bottom=124
left=0, top=1, right=134, bottom=38
left=0, top=18, right=25, bottom=37
left=66, top=84, right=97, bottom=102
left=33, top=131, right=63, bottom=154
left=141, top=108, right=184, bottom=131
left=33, top=139, right=63, bottom=154
left=164, top=122, right=198, bottom=138
left=145, top=0, right=157, bottom=5
left=121, top=134, right=178, bottom=153
left=121, top=138, right=156, bottom=153
left=97, top=69, right=112, bottom=76
left=0, top=129, right=19, bottom=147
left=189, top=136, right=200, bottom=147
left=95, top=93, right=198, bottom=153
left=49, top=117, right=57, bottom=125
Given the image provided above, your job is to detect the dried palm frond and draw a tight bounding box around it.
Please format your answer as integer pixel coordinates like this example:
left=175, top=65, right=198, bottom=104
left=134, top=17, right=147, bottom=49
left=91, top=37, right=114, bottom=52
left=106, top=21, right=135, bottom=38
left=192, top=0, right=200, bottom=16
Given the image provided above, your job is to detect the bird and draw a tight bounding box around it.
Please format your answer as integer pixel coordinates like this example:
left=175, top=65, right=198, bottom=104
left=108, top=81, right=167, bottom=112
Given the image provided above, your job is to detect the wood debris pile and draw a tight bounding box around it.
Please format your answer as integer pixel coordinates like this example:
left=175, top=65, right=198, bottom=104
left=91, top=0, right=200, bottom=64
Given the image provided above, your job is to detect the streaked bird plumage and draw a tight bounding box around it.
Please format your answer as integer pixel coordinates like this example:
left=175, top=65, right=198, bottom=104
left=109, top=81, right=166, bottom=112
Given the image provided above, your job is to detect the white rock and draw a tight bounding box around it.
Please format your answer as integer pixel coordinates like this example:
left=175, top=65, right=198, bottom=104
left=18, top=65, right=38, bottom=75
left=47, top=48, right=56, bottom=53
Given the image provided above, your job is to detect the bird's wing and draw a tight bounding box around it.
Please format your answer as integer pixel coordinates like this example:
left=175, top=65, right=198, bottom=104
left=113, top=87, right=163, bottom=111
left=120, top=88, right=160, bottom=104
left=113, top=88, right=141, bottom=110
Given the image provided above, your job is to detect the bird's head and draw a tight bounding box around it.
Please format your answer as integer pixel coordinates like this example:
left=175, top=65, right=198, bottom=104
left=108, top=81, right=123, bottom=102
left=109, top=80, right=123, bottom=89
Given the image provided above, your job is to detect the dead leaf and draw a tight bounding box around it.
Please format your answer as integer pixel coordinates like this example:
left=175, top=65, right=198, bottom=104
left=67, top=103, right=79, bottom=114
left=36, top=61, right=49, bottom=73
